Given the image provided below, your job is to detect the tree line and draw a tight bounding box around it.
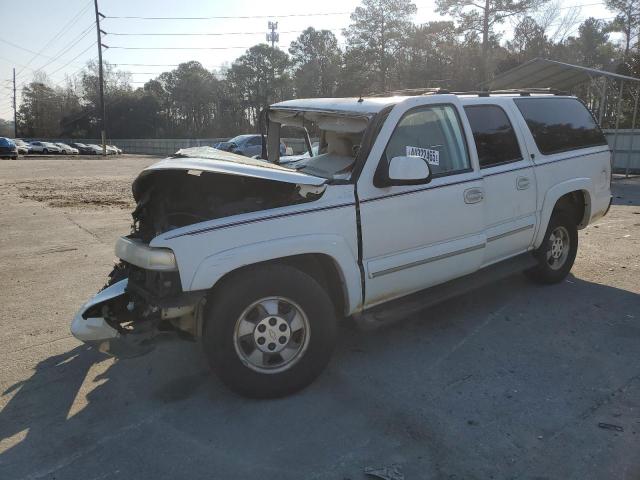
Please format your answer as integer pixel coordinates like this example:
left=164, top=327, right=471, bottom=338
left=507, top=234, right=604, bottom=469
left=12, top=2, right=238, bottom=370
left=11, top=0, right=640, bottom=139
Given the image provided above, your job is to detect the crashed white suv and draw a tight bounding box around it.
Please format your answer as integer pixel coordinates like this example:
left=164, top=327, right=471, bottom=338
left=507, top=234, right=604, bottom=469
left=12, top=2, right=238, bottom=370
left=72, top=92, right=612, bottom=397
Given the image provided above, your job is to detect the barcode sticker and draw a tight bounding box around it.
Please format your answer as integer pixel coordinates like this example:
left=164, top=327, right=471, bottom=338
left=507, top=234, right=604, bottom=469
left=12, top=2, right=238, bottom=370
left=406, top=146, right=440, bottom=165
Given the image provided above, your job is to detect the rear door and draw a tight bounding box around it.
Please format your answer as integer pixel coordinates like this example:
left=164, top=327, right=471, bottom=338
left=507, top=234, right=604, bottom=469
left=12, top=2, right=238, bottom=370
left=463, top=101, right=537, bottom=265
left=357, top=95, right=486, bottom=308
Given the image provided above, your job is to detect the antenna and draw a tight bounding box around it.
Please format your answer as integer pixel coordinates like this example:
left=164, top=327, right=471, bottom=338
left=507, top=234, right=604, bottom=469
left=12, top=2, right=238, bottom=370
left=266, top=21, right=279, bottom=48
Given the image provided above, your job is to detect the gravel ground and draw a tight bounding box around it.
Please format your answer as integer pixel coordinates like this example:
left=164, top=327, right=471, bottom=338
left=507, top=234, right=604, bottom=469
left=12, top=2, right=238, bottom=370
left=0, top=156, right=639, bottom=480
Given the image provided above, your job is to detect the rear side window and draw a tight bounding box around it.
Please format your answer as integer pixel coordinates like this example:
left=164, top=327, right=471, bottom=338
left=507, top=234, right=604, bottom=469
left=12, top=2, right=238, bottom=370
left=514, top=98, right=607, bottom=155
left=464, top=105, right=522, bottom=167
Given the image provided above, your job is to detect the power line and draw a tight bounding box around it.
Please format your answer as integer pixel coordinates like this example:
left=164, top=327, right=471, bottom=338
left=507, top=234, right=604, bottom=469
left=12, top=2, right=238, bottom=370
left=49, top=42, right=97, bottom=77
left=102, top=11, right=350, bottom=20
left=104, top=29, right=338, bottom=36
left=558, top=2, right=606, bottom=9
left=111, top=63, right=180, bottom=66
left=25, top=22, right=96, bottom=79
left=0, top=37, right=87, bottom=68
left=15, top=0, right=93, bottom=79
left=106, top=45, right=256, bottom=50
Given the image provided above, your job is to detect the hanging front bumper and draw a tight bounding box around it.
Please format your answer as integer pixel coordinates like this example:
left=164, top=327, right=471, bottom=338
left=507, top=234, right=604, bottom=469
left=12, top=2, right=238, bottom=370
left=71, top=279, right=157, bottom=357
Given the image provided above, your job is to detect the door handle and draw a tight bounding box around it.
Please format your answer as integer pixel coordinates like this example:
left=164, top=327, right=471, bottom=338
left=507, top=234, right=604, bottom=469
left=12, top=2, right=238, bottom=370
left=464, top=187, right=484, bottom=204
left=516, top=176, right=530, bottom=190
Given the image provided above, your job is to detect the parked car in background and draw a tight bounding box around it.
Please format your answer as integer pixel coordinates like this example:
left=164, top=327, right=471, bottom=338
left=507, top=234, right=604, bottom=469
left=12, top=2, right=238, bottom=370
left=109, top=145, right=123, bottom=154
left=28, top=141, right=61, bottom=154
left=0, top=137, right=18, bottom=159
left=214, top=134, right=287, bottom=157
left=69, top=142, right=93, bottom=154
left=106, top=145, right=119, bottom=155
left=55, top=143, right=79, bottom=155
left=86, top=144, right=106, bottom=154
left=13, top=139, right=29, bottom=155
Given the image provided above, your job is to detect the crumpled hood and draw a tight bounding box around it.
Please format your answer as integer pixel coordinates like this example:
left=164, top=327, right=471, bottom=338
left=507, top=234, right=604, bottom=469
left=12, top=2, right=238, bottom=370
left=141, top=146, right=326, bottom=187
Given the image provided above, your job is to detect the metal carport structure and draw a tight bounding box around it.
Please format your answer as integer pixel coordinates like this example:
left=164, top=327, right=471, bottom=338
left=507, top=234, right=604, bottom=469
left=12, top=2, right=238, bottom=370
left=482, top=58, right=640, bottom=176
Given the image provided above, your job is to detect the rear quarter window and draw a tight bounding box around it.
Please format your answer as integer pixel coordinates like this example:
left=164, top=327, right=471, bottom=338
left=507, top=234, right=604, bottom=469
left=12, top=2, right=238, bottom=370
left=514, top=97, right=607, bottom=155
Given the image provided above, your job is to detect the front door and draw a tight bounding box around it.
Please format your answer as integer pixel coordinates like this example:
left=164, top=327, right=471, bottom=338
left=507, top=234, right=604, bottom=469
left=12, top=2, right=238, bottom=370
left=357, top=96, right=485, bottom=308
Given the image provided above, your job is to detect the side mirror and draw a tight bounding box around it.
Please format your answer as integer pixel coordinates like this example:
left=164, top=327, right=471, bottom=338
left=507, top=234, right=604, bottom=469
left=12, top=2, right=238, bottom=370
left=387, top=155, right=432, bottom=185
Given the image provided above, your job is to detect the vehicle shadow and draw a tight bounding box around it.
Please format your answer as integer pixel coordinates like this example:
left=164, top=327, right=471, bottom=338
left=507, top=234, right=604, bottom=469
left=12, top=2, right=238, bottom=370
left=1, top=274, right=639, bottom=479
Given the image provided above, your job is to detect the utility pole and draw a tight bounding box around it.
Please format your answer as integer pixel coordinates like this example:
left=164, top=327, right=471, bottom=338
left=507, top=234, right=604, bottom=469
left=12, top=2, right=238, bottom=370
left=12, top=67, right=17, bottom=138
left=93, top=0, right=107, bottom=156
left=266, top=21, right=279, bottom=48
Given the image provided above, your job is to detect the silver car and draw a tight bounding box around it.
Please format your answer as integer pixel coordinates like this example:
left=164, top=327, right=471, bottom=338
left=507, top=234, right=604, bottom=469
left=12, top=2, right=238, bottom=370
left=29, top=141, right=61, bottom=154
left=55, top=143, right=79, bottom=155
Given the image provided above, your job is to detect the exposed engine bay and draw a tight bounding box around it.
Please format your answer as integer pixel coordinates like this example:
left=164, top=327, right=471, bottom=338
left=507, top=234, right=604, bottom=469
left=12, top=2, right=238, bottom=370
left=130, top=168, right=320, bottom=242
left=71, top=163, right=327, bottom=357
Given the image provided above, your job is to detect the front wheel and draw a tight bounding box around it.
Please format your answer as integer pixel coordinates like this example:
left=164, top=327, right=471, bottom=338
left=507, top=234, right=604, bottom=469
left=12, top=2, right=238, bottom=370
left=525, top=210, right=578, bottom=284
left=203, top=264, right=337, bottom=398
left=42, top=149, right=48, bottom=154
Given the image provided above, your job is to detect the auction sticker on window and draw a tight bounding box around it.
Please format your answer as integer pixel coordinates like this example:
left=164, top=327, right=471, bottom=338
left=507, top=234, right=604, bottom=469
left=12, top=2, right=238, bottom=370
left=406, top=146, right=440, bottom=165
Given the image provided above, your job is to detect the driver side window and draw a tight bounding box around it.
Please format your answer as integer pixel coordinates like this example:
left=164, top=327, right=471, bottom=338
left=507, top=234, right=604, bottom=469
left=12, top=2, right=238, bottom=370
left=383, top=104, right=470, bottom=177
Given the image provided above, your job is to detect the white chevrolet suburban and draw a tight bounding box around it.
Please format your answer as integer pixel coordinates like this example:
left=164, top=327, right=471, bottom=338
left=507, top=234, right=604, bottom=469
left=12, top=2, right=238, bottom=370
left=71, top=91, right=612, bottom=398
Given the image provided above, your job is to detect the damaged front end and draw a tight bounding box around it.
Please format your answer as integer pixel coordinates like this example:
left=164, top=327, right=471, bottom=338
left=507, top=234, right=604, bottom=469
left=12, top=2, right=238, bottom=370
left=71, top=147, right=327, bottom=357
left=70, top=259, right=204, bottom=357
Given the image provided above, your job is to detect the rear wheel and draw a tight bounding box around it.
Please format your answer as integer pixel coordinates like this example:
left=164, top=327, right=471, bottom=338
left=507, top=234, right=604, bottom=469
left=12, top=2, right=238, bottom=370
left=525, top=210, right=578, bottom=284
left=42, top=149, right=48, bottom=154
left=203, top=264, right=337, bottom=398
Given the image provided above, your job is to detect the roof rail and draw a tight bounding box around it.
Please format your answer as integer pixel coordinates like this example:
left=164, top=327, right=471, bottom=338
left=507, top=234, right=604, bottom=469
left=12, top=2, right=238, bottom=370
left=366, top=87, right=567, bottom=98
left=453, top=88, right=568, bottom=96
left=367, top=87, right=451, bottom=97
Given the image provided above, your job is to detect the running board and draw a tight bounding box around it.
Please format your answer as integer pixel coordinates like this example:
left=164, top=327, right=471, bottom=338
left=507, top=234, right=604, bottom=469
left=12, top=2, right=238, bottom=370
left=354, top=253, right=537, bottom=330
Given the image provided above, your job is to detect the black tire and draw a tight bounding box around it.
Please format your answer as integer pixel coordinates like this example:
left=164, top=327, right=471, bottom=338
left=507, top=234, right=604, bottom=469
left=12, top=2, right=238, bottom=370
left=42, top=149, right=48, bottom=154
left=525, top=210, right=578, bottom=284
left=203, top=264, right=337, bottom=398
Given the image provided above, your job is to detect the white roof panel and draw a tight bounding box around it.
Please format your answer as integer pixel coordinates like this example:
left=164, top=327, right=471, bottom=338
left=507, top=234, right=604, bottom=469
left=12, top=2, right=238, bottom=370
left=270, top=97, right=401, bottom=115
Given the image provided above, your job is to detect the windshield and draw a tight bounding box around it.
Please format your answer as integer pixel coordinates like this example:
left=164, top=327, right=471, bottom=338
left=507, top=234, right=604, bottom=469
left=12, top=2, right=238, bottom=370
left=269, top=110, right=370, bottom=181
left=227, top=134, right=255, bottom=144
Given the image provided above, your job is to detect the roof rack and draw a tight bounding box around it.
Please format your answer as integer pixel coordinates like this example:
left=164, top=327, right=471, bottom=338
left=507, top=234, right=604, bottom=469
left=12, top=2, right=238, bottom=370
left=366, top=87, right=567, bottom=98
left=452, top=88, right=568, bottom=96
left=367, top=87, right=451, bottom=97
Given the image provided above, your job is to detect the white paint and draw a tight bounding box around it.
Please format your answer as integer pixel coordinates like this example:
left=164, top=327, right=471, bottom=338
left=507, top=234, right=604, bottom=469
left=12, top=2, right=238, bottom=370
left=72, top=93, right=613, bottom=347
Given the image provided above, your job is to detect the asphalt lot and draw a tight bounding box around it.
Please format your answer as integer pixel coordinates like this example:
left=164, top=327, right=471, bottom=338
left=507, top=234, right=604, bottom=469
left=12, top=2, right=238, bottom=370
left=0, top=155, right=639, bottom=480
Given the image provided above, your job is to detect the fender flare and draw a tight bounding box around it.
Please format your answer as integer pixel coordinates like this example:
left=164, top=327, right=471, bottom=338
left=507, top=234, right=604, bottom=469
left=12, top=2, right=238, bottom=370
left=534, top=177, right=593, bottom=248
left=189, top=234, right=362, bottom=314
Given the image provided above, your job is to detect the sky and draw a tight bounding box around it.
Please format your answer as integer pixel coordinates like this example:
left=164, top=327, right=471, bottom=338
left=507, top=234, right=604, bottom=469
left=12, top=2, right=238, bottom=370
left=0, top=0, right=615, bottom=120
